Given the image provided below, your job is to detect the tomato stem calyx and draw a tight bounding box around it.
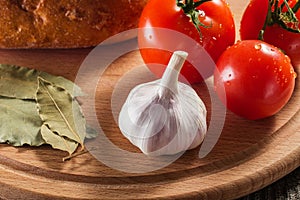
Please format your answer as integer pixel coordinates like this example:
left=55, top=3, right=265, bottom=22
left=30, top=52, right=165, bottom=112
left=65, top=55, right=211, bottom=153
left=259, top=0, right=300, bottom=40
left=177, top=0, right=212, bottom=39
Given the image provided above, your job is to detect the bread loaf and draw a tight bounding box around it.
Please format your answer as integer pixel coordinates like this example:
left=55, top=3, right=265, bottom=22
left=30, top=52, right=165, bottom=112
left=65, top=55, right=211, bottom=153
left=0, top=0, right=148, bottom=48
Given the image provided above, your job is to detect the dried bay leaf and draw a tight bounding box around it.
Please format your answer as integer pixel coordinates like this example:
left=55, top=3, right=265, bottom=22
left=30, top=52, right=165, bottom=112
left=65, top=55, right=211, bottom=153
left=0, top=64, right=95, bottom=160
left=0, top=64, right=84, bottom=99
left=36, top=77, right=86, bottom=150
left=0, top=98, right=45, bottom=146
left=41, top=124, right=78, bottom=156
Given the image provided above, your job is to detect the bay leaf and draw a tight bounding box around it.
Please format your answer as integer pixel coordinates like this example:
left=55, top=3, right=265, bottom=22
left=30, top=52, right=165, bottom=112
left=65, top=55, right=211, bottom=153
left=0, top=64, right=84, bottom=99
left=36, top=77, right=86, bottom=149
left=41, top=124, right=78, bottom=155
left=0, top=98, right=45, bottom=146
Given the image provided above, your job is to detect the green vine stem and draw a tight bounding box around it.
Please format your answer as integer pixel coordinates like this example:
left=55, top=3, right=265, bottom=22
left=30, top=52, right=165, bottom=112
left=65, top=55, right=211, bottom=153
left=176, top=0, right=212, bottom=39
left=259, top=0, right=300, bottom=40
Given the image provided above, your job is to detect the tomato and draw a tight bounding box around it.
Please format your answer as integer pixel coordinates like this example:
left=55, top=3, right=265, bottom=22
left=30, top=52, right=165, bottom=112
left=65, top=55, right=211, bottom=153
left=214, top=40, right=296, bottom=120
left=138, top=0, right=235, bottom=83
left=240, top=0, right=300, bottom=67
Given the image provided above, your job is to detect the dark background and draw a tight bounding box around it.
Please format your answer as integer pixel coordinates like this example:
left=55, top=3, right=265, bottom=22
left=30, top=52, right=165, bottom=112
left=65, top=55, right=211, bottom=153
left=239, top=167, right=300, bottom=200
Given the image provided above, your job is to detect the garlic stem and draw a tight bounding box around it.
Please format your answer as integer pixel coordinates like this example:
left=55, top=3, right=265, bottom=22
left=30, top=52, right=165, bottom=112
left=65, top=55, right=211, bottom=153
left=160, top=51, right=188, bottom=94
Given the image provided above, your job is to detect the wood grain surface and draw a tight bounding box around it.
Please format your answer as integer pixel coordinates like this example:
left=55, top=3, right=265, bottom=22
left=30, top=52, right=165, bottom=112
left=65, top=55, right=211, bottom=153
left=0, top=1, right=299, bottom=199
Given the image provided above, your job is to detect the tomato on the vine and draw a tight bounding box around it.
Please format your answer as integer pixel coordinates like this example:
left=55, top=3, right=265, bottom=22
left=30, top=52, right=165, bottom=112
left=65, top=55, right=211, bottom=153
left=240, top=0, right=300, bottom=67
left=138, top=0, right=235, bottom=83
left=214, top=40, right=296, bottom=120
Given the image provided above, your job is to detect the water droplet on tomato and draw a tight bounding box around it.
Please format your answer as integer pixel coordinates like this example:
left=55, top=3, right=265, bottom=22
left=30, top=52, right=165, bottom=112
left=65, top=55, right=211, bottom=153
left=249, top=58, right=253, bottom=63
left=252, top=75, right=258, bottom=79
left=279, top=66, right=283, bottom=72
left=290, top=68, right=295, bottom=74
left=293, top=72, right=297, bottom=79
left=254, top=44, right=262, bottom=50
left=279, top=34, right=284, bottom=39
left=266, top=65, right=270, bottom=70
left=226, top=81, right=231, bottom=86
left=219, top=24, right=223, bottom=29
left=284, top=55, right=291, bottom=63
left=199, top=10, right=206, bottom=18
left=257, top=58, right=262, bottom=62
left=276, top=78, right=281, bottom=84
left=212, top=37, right=217, bottom=41
left=284, top=78, right=288, bottom=83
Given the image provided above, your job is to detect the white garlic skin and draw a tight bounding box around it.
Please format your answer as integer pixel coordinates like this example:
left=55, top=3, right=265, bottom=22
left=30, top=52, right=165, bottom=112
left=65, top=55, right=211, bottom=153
left=119, top=81, right=207, bottom=156
left=118, top=51, right=207, bottom=156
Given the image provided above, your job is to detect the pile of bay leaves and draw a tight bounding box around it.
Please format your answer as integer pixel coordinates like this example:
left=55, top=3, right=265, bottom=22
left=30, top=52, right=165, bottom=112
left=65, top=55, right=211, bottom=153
left=0, top=64, right=97, bottom=161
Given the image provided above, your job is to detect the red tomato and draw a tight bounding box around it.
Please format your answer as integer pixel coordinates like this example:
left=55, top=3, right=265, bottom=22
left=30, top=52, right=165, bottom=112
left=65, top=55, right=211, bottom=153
left=240, top=0, right=300, bottom=67
left=214, top=40, right=296, bottom=120
left=138, top=0, right=235, bottom=83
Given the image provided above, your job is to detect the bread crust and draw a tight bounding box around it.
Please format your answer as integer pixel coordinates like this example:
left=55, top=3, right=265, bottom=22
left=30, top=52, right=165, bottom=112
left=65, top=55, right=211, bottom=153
left=0, top=0, right=147, bottom=48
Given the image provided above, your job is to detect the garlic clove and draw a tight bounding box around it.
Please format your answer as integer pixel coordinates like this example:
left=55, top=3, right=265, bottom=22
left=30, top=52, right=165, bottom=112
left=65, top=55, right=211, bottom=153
left=118, top=51, right=207, bottom=156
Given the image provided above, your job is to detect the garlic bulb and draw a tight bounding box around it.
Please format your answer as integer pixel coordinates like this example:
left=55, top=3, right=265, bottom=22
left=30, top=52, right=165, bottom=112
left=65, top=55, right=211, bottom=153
left=118, top=51, right=207, bottom=156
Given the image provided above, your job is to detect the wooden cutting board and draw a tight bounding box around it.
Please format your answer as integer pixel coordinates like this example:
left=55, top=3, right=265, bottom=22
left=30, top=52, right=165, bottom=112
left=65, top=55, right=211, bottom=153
left=0, top=44, right=299, bottom=200
left=0, top=1, right=299, bottom=199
